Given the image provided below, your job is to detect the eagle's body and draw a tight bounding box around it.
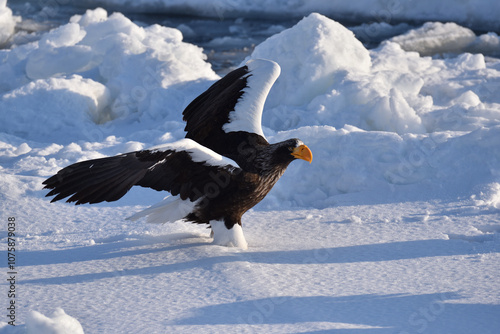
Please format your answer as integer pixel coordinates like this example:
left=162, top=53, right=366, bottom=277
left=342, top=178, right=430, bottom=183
left=43, top=59, right=312, bottom=249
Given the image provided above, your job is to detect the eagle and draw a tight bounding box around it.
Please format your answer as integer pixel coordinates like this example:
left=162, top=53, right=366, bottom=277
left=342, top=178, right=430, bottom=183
left=43, top=59, right=312, bottom=249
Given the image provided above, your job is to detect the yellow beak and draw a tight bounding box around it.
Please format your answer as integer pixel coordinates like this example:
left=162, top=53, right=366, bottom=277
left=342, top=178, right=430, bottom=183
left=291, top=144, right=313, bottom=163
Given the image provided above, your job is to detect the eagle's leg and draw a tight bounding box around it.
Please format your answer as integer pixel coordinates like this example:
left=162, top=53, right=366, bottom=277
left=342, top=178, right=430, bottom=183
left=210, top=220, right=248, bottom=249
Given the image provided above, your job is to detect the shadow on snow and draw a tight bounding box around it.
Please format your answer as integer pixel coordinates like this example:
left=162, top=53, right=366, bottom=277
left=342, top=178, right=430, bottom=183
left=14, top=233, right=499, bottom=333
left=16, top=236, right=497, bottom=285
left=176, top=293, right=500, bottom=334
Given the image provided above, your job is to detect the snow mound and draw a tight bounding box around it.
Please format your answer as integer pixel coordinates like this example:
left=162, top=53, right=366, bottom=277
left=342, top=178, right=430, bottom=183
left=239, top=14, right=500, bottom=206
left=247, top=13, right=426, bottom=135
left=0, top=8, right=217, bottom=142
left=247, top=13, right=371, bottom=108
left=1, top=76, right=111, bottom=142
left=26, top=308, right=84, bottom=334
left=473, top=183, right=500, bottom=210
left=247, top=15, right=500, bottom=139
left=0, top=0, right=18, bottom=47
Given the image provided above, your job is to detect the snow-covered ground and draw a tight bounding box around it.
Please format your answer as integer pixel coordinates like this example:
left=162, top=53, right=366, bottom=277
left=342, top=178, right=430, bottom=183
left=1, top=2, right=499, bottom=334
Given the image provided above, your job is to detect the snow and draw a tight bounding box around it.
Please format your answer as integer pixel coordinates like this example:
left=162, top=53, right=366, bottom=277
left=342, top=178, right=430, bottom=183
left=389, top=21, right=500, bottom=58
left=26, top=308, right=85, bottom=334
left=247, top=13, right=371, bottom=109
left=1, top=5, right=499, bottom=334
left=0, top=7, right=218, bottom=143
left=0, top=0, right=18, bottom=47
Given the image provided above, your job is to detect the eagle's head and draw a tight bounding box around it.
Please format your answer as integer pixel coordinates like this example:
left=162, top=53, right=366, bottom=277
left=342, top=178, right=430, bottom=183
left=260, top=138, right=312, bottom=173
left=288, top=139, right=313, bottom=163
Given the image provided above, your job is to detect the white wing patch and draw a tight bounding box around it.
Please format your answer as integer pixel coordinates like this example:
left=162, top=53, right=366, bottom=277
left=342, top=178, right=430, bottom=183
left=222, top=59, right=281, bottom=138
left=149, top=138, right=239, bottom=168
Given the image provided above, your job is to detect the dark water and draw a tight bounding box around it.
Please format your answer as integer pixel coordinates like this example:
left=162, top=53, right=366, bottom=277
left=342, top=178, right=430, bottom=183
left=6, top=1, right=413, bottom=74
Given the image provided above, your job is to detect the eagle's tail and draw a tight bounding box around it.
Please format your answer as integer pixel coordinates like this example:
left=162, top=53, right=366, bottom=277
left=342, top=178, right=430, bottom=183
left=126, top=196, right=199, bottom=224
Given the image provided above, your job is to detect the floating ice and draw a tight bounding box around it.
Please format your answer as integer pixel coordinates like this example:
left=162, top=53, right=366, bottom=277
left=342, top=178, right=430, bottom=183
left=247, top=13, right=426, bottom=134
left=77, top=0, right=500, bottom=32
left=390, top=22, right=477, bottom=56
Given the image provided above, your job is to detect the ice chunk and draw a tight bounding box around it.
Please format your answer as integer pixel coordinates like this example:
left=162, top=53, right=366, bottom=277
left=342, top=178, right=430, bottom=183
left=368, top=88, right=426, bottom=134
left=70, top=7, right=108, bottom=26
left=0, top=7, right=218, bottom=142
left=473, top=183, right=500, bottom=209
left=390, top=22, right=477, bottom=56
left=25, top=23, right=90, bottom=79
left=0, top=76, right=111, bottom=142
left=467, top=32, right=500, bottom=57
left=247, top=13, right=371, bottom=108
left=0, top=0, right=19, bottom=47
left=26, top=308, right=84, bottom=334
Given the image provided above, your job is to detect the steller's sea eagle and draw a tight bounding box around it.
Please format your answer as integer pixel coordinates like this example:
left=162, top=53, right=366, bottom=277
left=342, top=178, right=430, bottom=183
left=43, top=59, right=312, bottom=249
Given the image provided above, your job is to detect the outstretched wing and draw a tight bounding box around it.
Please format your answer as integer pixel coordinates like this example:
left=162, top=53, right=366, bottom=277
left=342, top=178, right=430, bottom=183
left=183, top=59, right=280, bottom=166
left=43, top=139, right=240, bottom=205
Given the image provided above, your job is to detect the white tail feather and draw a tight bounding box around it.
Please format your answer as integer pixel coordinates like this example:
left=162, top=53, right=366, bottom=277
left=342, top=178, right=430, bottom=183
left=127, top=196, right=198, bottom=224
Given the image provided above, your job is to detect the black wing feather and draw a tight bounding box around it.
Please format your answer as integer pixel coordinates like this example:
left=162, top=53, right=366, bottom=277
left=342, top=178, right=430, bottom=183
left=43, top=149, right=239, bottom=205
left=183, top=65, right=264, bottom=166
left=182, top=61, right=279, bottom=169
left=183, top=66, right=248, bottom=145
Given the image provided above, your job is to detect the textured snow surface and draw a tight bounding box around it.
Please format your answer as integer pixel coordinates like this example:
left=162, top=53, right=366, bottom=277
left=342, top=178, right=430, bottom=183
left=0, top=6, right=499, bottom=334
